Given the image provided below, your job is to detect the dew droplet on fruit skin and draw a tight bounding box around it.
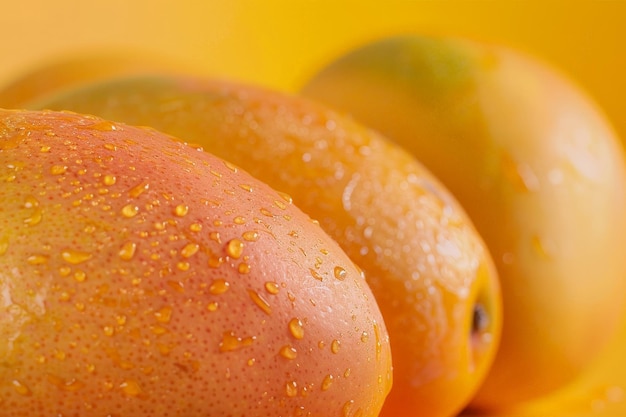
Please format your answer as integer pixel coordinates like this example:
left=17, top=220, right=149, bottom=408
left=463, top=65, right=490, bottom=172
left=26, top=254, right=49, bottom=265
left=181, top=242, right=200, bottom=258
left=373, top=321, right=383, bottom=361
left=154, top=306, right=173, bottom=323
left=310, top=269, right=323, bottom=281
left=531, top=235, right=555, bottom=259
left=248, top=289, right=272, bottom=315
left=11, top=380, right=31, bottom=396
left=174, top=204, right=189, bottom=217
left=279, top=345, right=298, bottom=360
left=121, top=204, right=139, bottom=218
left=103, top=174, right=116, bottom=186
left=264, top=281, right=280, bottom=295
left=206, top=301, right=219, bottom=312
left=120, top=379, right=144, bottom=398
left=226, top=238, right=244, bottom=259
left=119, top=241, right=137, bottom=261
left=0, top=235, right=9, bottom=256
left=242, top=230, right=259, bottom=242
left=209, top=279, right=230, bottom=295
left=288, top=318, right=305, bottom=340
left=321, top=374, right=334, bottom=391
left=128, top=181, right=149, bottom=198
left=285, top=381, right=298, bottom=398
left=219, top=331, right=256, bottom=352
left=61, top=249, right=92, bottom=264
left=331, top=339, right=341, bottom=354
left=24, top=207, right=43, bottom=226
left=333, top=266, right=347, bottom=280
left=73, top=270, right=86, bottom=282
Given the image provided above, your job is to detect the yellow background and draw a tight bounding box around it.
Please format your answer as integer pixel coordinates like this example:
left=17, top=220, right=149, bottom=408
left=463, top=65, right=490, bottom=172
left=1, top=0, right=625, bottom=140
left=2, top=1, right=626, bottom=415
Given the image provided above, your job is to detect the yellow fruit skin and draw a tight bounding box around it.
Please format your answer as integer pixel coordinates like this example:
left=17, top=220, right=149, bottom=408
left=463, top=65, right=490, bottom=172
left=0, top=49, right=189, bottom=109
left=25, top=74, right=501, bottom=417
left=0, top=108, right=392, bottom=417
left=301, top=35, right=626, bottom=411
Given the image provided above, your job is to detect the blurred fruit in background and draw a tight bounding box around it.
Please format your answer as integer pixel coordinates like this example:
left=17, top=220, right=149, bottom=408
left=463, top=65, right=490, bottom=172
left=20, top=71, right=502, bottom=417
left=0, top=49, right=190, bottom=109
left=301, top=34, right=626, bottom=412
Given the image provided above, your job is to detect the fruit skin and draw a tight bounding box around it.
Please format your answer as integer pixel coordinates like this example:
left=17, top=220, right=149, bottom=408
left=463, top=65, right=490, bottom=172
left=0, top=108, right=391, bottom=417
left=28, top=74, right=501, bottom=417
left=301, top=35, right=626, bottom=410
left=0, top=49, right=188, bottom=109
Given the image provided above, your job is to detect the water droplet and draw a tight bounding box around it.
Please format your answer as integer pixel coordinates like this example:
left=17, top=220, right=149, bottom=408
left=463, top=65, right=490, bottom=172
left=150, top=326, right=168, bottom=335
left=331, top=339, right=341, bottom=354
left=121, top=204, right=139, bottom=218
left=73, top=270, right=86, bottom=282
left=321, top=374, right=334, bottom=391
left=342, top=400, right=355, bottom=417
left=360, top=331, right=369, bottom=343
left=219, top=331, right=255, bottom=352
left=0, top=235, right=9, bottom=256
left=61, top=249, right=92, bottom=264
left=103, top=143, right=117, bottom=151
left=288, top=318, right=304, bottom=340
left=119, top=241, right=137, bottom=260
left=206, top=301, right=219, bottom=312
left=264, top=281, right=280, bottom=295
left=242, top=230, right=259, bottom=242
left=310, top=269, right=323, bottom=281
left=174, top=204, right=189, bottom=217
left=277, top=191, right=293, bottom=204
left=373, top=322, right=382, bottom=361
left=167, top=280, right=185, bottom=293
left=501, top=152, right=540, bottom=192
left=260, top=208, right=273, bottom=217
left=226, top=239, right=244, bottom=259
left=279, top=345, right=297, bottom=360
left=344, top=368, right=351, bottom=378
left=12, top=380, right=31, bottom=396
left=239, top=184, right=253, bottom=192
left=103, top=326, right=114, bottom=336
left=531, top=235, right=554, bottom=259
left=47, top=374, right=85, bottom=392
left=181, top=243, right=200, bottom=258
left=154, top=306, right=173, bottom=323
left=209, top=231, right=221, bottom=243
left=285, top=381, right=298, bottom=397
left=24, top=208, right=43, bottom=226
left=40, top=145, right=51, bottom=152
left=274, top=199, right=287, bottom=210
left=334, top=266, right=347, bottom=281
left=103, top=174, right=116, bottom=185
left=50, top=165, right=67, bottom=175
left=238, top=262, right=251, bottom=274
left=27, top=254, right=49, bottom=265
left=129, top=181, right=149, bottom=198
left=120, top=379, right=144, bottom=398
left=248, top=289, right=272, bottom=315
left=176, top=261, right=190, bottom=271
left=209, top=279, right=230, bottom=295
left=189, top=223, right=202, bottom=232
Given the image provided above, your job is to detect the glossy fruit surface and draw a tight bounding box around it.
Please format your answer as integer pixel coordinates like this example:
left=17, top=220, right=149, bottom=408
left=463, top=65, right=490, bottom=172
left=0, top=108, right=392, bottom=417
left=29, top=74, right=502, bottom=417
left=301, top=35, right=626, bottom=410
